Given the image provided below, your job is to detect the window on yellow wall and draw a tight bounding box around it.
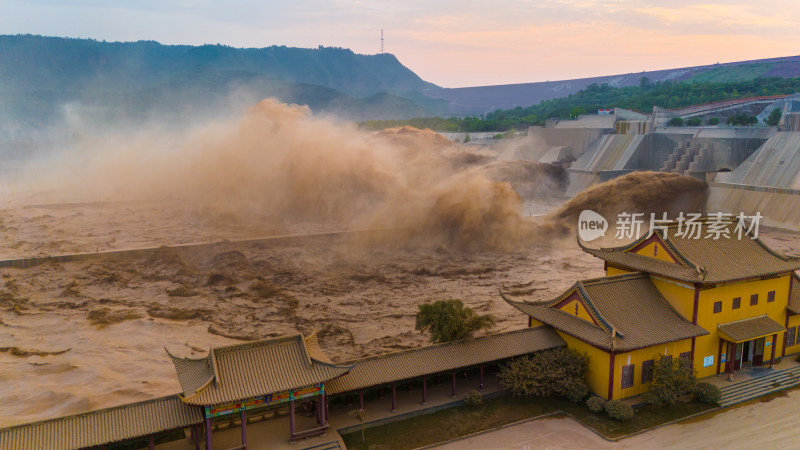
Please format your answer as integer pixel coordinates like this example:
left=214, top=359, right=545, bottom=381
left=767, top=291, right=775, bottom=303
left=642, top=359, right=654, bottom=383
left=622, top=364, right=635, bottom=389
left=732, top=297, right=741, bottom=309
left=750, top=294, right=758, bottom=306
left=679, top=351, right=692, bottom=363
left=713, top=301, right=722, bottom=313
left=788, top=327, right=797, bottom=347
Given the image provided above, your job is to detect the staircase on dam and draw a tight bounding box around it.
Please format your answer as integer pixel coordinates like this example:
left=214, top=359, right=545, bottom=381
left=718, top=365, right=800, bottom=408
left=659, top=141, right=714, bottom=175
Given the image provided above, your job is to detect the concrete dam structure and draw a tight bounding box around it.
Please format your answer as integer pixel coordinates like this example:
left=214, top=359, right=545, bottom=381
left=502, top=99, right=800, bottom=230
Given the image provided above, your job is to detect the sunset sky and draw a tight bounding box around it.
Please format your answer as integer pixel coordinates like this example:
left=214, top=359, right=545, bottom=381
left=2, top=0, right=799, bottom=87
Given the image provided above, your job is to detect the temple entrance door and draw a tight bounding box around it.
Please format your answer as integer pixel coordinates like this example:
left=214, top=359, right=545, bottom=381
left=742, top=341, right=752, bottom=367
left=753, top=338, right=765, bottom=366
left=734, top=342, right=744, bottom=370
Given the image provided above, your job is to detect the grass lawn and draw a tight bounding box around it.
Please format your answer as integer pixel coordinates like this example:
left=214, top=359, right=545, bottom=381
left=340, top=393, right=714, bottom=449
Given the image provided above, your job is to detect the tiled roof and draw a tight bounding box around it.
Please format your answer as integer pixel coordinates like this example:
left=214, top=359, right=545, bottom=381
left=0, top=395, right=202, bottom=450
left=503, top=272, right=708, bottom=352
left=326, top=326, right=565, bottom=394
left=717, top=315, right=785, bottom=343
left=165, top=351, right=214, bottom=398
left=580, top=220, right=800, bottom=284
left=168, top=334, right=353, bottom=406
left=788, top=273, right=800, bottom=314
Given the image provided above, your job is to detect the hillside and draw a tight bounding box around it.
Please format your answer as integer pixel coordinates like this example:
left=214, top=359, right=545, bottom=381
left=0, top=35, right=448, bottom=158
left=0, top=35, right=436, bottom=95
left=363, top=77, right=800, bottom=132
left=424, top=55, right=800, bottom=116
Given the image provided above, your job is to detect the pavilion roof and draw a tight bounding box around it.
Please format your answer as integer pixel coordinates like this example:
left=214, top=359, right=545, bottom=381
left=167, top=333, right=352, bottom=406
left=503, top=272, right=708, bottom=352
left=580, top=220, right=800, bottom=284
left=717, top=315, right=785, bottom=343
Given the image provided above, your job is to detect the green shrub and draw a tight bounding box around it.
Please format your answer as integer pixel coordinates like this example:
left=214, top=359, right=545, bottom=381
left=586, top=396, right=606, bottom=413
left=694, top=382, right=721, bottom=404
left=709, top=117, right=720, bottom=125
left=686, top=117, right=702, bottom=126
left=463, top=389, right=483, bottom=407
left=564, top=381, right=590, bottom=403
left=499, top=348, right=589, bottom=399
left=605, top=400, right=634, bottom=422
left=668, top=117, right=684, bottom=127
left=644, top=355, right=697, bottom=408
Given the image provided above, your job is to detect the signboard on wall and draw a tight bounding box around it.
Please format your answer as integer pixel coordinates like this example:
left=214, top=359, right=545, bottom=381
left=703, top=355, right=714, bottom=368
left=205, top=382, right=325, bottom=418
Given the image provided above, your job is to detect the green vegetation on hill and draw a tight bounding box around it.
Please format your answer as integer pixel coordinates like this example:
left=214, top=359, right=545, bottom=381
left=361, top=77, right=800, bottom=132
left=689, top=63, right=774, bottom=83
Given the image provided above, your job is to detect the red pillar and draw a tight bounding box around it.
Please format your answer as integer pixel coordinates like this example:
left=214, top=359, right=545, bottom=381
left=194, top=425, right=200, bottom=450
left=289, top=399, right=296, bottom=440
left=359, top=390, right=364, bottom=410
left=451, top=371, right=456, bottom=398
left=240, top=409, right=247, bottom=448
left=771, top=334, right=777, bottom=368
left=479, top=365, right=484, bottom=390
left=727, top=342, right=737, bottom=381
left=391, top=381, right=397, bottom=412
left=324, top=394, right=329, bottom=423
left=205, top=417, right=212, bottom=450
left=783, top=315, right=789, bottom=357
left=607, top=353, right=615, bottom=400
left=148, top=434, right=155, bottom=450
left=315, top=398, right=321, bottom=425
left=318, top=394, right=327, bottom=426
left=422, top=376, right=428, bottom=405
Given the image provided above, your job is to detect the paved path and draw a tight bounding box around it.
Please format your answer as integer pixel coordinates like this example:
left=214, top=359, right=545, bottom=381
left=435, top=388, right=800, bottom=449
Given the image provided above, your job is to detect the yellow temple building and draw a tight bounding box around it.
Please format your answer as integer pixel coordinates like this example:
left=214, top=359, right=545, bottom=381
left=504, top=220, right=800, bottom=400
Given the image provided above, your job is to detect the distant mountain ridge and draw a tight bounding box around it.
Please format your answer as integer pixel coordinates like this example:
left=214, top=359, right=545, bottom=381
left=0, top=35, right=447, bottom=157
left=0, top=34, right=436, bottom=95
left=424, top=54, right=800, bottom=116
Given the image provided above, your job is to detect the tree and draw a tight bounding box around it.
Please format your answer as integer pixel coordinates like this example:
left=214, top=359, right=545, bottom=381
left=570, top=106, right=586, bottom=119
left=348, top=409, right=369, bottom=443
left=463, top=134, right=471, bottom=143
left=644, top=355, right=697, bottom=408
left=415, top=300, right=495, bottom=343
left=498, top=348, right=589, bottom=399
left=767, top=108, right=782, bottom=127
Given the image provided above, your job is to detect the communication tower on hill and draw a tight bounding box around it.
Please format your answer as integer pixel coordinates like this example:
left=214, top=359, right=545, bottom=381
left=380, top=29, right=384, bottom=54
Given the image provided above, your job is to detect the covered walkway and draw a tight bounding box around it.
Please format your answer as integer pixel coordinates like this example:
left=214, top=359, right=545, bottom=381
left=0, top=327, right=564, bottom=449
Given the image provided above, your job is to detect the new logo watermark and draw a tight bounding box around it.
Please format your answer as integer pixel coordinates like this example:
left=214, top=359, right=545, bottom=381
left=577, top=211, right=762, bottom=241
left=578, top=210, right=608, bottom=242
